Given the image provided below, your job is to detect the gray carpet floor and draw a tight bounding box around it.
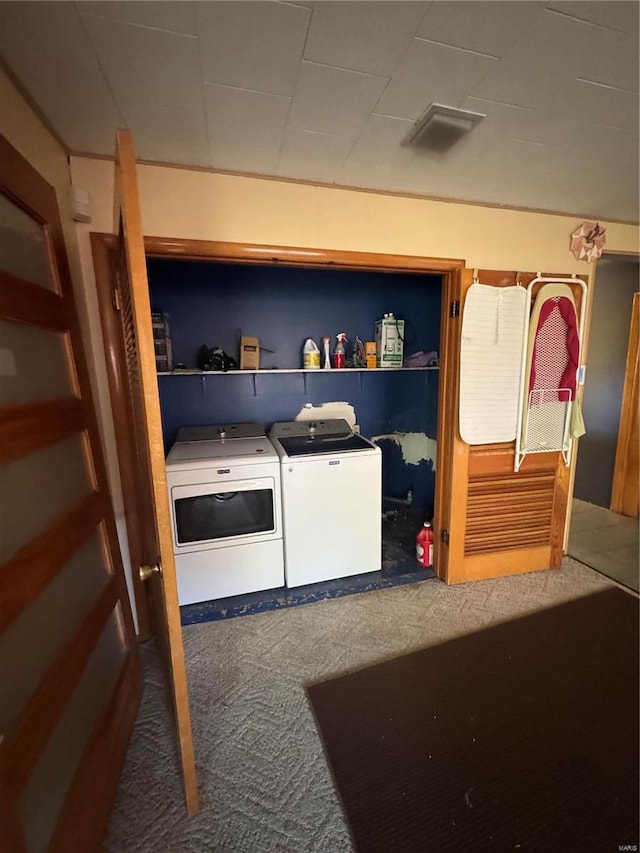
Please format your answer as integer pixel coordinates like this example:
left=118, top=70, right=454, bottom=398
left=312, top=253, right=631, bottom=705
left=105, top=559, right=621, bottom=852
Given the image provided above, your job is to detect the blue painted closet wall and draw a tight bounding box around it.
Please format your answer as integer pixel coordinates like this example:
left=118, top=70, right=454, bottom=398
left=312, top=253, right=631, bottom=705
left=149, top=260, right=442, bottom=513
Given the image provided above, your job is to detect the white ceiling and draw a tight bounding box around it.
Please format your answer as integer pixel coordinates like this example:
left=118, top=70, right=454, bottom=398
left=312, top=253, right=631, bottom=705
left=1, top=1, right=638, bottom=222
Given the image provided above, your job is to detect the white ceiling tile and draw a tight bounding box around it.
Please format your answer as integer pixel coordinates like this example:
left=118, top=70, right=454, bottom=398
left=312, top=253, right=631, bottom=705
left=82, top=15, right=202, bottom=112
left=304, top=2, right=429, bottom=77
left=565, top=80, right=639, bottom=131
left=197, top=1, right=310, bottom=96
left=494, top=79, right=638, bottom=150
left=460, top=134, right=634, bottom=215
left=454, top=97, right=540, bottom=157
left=288, top=61, right=388, bottom=138
left=375, top=39, right=499, bottom=120
left=125, top=105, right=209, bottom=167
left=417, top=1, right=546, bottom=58
left=565, top=125, right=638, bottom=178
left=547, top=1, right=639, bottom=36
left=337, top=114, right=415, bottom=186
left=204, top=84, right=290, bottom=150
left=395, top=147, right=482, bottom=192
left=344, top=114, right=415, bottom=165
left=582, top=28, right=639, bottom=92
left=472, top=10, right=615, bottom=110
left=389, top=164, right=479, bottom=199
left=76, top=1, right=198, bottom=35
left=512, top=114, right=590, bottom=152
left=461, top=138, right=564, bottom=185
left=0, top=1, right=121, bottom=154
left=277, top=128, right=354, bottom=182
left=209, top=144, right=279, bottom=176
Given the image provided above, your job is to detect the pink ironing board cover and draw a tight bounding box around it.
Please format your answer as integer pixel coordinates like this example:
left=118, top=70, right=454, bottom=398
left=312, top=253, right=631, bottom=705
left=529, top=295, right=579, bottom=403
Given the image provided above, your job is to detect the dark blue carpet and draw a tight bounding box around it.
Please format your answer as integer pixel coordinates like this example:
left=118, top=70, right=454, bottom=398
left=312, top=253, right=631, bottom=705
left=180, top=510, right=435, bottom=625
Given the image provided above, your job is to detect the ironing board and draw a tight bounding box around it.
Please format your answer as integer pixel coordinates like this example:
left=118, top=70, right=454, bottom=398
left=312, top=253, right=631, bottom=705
left=459, top=284, right=528, bottom=445
left=515, top=279, right=587, bottom=471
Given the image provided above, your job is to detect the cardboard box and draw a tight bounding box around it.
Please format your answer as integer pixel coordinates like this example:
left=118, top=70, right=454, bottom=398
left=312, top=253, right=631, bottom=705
left=240, top=336, right=260, bottom=370
left=365, top=341, right=377, bottom=368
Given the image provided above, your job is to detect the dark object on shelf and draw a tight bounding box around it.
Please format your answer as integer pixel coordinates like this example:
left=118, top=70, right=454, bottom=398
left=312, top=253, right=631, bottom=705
left=353, top=336, right=366, bottom=368
left=197, top=345, right=237, bottom=372
left=403, top=349, right=438, bottom=367
left=152, top=311, right=173, bottom=372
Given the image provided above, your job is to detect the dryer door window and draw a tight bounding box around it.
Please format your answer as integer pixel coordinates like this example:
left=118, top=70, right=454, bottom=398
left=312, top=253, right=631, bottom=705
left=172, top=478, right=275, bottom=545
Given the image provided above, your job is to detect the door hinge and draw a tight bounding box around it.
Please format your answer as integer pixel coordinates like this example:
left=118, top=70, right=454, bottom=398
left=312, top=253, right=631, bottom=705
left=449, top=300, right=460, bottom=319
left=440, top=529, right=450, bottom=545
left=112, top=287, right=121, bottom=311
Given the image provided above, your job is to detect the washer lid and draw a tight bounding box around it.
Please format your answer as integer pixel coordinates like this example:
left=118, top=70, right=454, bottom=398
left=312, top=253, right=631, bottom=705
left=270, top=418, right=352, bottom=439
left=175, top=423, right=266, bottom=442
left=275, top=433, right=374, bottom=457
left=166, top=436, right=277, bottom=465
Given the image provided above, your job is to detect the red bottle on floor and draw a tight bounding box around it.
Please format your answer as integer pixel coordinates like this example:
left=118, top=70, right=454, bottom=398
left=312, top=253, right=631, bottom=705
left=416, top=522, right=434, bottom=568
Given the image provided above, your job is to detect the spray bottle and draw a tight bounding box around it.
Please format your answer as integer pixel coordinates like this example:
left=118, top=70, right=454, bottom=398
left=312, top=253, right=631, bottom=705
left=333, top=333, right=347, bottom=369
left=322, top=336, right=331, bottom=369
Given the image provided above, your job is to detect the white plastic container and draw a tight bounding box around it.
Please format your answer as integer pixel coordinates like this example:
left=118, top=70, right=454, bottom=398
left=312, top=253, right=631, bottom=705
left=322, top=336, right=331, bottom=369
left=375, top=314, right=404, bottom=368
left=303, top=338, right=320, bottom=369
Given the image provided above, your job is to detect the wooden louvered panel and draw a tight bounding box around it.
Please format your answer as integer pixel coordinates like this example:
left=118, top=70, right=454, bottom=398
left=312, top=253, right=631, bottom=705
left=465, top=471, right=555, bottom=555
left=115, top=241, right=158, bottom=550
left=466, top=511, right=551, bottom=533
left=110, top=129, right=198, bottom=813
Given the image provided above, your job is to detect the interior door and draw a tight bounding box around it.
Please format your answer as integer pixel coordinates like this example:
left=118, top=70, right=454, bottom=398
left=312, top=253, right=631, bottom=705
left=0, top=135, right=141, bottom=850
left=436, top=268, right=586, bottom=584
left=113, top=129, right=198, bottom=814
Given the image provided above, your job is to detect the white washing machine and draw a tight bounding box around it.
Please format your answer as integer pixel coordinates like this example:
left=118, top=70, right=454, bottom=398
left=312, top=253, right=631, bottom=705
left=165, top=423, right=284, bottom=605
left=269, top=419, right=382, bottom=587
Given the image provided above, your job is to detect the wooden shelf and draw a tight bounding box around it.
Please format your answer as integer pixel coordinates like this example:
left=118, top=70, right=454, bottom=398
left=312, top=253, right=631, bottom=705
left=157, top=367, right=439, bottom=376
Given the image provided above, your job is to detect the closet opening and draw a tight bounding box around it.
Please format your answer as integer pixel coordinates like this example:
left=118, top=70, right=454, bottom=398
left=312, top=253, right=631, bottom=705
left=91, top=233, right=463, bottom=630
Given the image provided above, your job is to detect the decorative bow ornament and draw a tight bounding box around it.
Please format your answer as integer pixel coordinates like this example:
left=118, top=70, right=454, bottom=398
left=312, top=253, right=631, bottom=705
left=570, top=221, right=606, bottom=263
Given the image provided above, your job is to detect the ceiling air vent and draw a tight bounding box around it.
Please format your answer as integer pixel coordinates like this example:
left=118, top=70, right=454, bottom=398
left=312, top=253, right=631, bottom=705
left=404, top=104, right=485, bottom=152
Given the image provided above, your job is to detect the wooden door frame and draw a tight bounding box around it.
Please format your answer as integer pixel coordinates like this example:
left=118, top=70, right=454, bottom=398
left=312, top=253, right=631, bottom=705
left=90, top=231, right=465, bottom=611
left=611, top=291, right=639, bottom=516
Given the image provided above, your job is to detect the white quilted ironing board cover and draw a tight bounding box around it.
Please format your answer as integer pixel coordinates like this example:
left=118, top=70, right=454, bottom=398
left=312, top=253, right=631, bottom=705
left=459, top=284, right=527, bottom=445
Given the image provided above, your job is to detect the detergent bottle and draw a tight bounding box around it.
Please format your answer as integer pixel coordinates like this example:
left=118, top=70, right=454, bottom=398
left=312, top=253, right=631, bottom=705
left=416, top=522, right=434, bottom=568
left=303, top=338, right=320, bottom=369
left=333, top=333, right=347, bottom=369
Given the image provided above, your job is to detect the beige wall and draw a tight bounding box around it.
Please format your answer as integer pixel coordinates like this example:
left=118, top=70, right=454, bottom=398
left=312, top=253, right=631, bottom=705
left=1, top=69, right=137, bottom=629
left=68, top=151, right=637, bottom=565
left=71, top=155, right=639, bottom=271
